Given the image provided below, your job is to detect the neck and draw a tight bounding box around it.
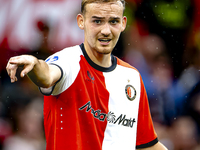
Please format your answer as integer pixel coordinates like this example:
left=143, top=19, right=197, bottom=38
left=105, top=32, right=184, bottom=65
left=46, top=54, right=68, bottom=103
left=84, top=42, right=112, bottom=68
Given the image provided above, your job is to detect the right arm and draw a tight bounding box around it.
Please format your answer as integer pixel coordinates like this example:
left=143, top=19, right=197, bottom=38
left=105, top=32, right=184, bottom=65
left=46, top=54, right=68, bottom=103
left=6, top=55, right=61, bottom=88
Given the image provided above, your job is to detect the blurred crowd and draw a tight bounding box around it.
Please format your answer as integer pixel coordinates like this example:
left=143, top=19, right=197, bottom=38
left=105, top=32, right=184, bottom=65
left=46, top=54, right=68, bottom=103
left=0, top=0, right=200, bottom=149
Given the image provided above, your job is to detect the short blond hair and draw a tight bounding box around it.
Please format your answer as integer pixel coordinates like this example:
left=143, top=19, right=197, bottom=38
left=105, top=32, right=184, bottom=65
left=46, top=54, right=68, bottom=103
left=81, top=0, right=125, bottom=15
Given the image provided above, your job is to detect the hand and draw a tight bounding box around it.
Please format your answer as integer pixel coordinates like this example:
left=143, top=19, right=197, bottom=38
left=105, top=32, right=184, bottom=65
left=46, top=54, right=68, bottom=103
left=6, top=55, right=37, bottom=83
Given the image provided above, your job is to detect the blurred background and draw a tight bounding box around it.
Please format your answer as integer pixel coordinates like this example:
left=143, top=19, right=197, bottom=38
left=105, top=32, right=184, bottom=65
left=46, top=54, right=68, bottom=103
left=0, top=0, right=200, bottom=149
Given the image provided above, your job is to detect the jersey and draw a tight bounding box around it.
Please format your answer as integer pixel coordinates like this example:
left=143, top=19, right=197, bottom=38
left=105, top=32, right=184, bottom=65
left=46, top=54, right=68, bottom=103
left=41, top=44, right=158, bottom=150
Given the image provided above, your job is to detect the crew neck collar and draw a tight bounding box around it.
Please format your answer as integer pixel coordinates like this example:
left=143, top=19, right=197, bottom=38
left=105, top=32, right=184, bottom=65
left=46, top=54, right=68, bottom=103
left=80, top=43, right=117, bottom=72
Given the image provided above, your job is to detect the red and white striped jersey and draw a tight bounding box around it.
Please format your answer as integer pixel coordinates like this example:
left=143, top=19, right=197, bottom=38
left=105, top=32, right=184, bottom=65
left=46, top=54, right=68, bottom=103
left=41, top=44, right=158, bottom=150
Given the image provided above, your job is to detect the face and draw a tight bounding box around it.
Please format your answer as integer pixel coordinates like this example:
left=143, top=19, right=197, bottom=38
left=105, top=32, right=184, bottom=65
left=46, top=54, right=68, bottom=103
left=77, top=1, right=127, bottom=56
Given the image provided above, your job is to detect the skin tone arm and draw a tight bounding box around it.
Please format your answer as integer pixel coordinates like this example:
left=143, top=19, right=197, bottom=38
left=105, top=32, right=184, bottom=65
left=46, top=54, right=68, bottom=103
left=6, top=55, right=61, bottom=88
left=137, top=142, right=168, bottom=150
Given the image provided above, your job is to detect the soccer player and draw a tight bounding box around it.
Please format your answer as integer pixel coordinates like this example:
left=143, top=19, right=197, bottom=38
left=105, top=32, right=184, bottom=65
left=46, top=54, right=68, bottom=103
left=6, top=0, right=168, bottom=149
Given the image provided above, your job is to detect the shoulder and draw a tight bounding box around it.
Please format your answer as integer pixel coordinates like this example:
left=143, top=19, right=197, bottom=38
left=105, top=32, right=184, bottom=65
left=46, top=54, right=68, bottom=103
left=115, top=56, right=139, bottom=73
left=45, top=45, right=82, bottom=63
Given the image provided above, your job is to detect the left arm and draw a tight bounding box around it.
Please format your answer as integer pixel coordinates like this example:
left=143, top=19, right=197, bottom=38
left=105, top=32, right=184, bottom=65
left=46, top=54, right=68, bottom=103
left=137, top=142, right=168, bottom=150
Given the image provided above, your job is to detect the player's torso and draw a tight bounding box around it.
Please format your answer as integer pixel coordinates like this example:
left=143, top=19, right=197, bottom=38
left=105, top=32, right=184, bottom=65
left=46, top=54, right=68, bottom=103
left=44, top=45, right=141, bottom=150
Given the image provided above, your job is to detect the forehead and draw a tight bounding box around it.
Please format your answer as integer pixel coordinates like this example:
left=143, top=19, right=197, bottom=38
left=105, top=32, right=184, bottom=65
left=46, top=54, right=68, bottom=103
left=84, top=2, right=124, bottom=18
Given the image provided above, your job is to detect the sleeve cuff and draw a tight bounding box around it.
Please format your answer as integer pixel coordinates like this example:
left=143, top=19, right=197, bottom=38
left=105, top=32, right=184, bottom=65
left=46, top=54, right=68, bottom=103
left=39, top=63, right=63, bottom=96
left=136, top=138, right=158, bottom=149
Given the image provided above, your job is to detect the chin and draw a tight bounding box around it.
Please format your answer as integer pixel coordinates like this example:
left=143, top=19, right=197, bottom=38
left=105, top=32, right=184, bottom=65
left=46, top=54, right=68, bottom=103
left=97, top=48, right=112, bottom=55
left=96, top=45, right=114, bottom=54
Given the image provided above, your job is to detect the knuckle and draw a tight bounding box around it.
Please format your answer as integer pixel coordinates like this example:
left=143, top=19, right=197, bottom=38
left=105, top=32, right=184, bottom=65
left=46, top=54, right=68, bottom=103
left=6, top=64, right=11, bottom=70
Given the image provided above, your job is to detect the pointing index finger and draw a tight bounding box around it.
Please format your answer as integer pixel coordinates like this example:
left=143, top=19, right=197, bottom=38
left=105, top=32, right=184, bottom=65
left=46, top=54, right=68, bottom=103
left=8, top=56, right=23, bottom=65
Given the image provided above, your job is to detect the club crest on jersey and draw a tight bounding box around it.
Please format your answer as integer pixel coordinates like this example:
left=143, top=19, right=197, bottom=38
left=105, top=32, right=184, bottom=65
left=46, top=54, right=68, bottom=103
left=45, top=56, right=59, bottom=62
left=125, top=85, right=136, bottom=101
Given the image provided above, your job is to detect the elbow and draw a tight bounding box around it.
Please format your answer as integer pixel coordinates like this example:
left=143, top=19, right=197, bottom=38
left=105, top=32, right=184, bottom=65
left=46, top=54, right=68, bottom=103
left=39, top=79, right=54, bottom=88
left=30, top=77, right=53, bottom=88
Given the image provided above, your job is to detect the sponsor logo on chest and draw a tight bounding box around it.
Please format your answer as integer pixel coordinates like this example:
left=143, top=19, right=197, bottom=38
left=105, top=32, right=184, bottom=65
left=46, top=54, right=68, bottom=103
left=79, top=101, right=136, bottom=128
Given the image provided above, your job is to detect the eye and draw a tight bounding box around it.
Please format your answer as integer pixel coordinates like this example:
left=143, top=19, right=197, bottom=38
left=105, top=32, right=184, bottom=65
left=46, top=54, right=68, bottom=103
left=94, top=20, right=101, bottom=24
left=110, top=20, right=119, bottom=25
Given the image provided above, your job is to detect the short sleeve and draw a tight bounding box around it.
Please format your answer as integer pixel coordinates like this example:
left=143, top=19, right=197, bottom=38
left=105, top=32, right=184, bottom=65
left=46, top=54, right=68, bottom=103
left=136, top=75, right=158, bottom=149
left=39, top=45, right=82, bottom=96
left=39, top=52, right=66, bottom=96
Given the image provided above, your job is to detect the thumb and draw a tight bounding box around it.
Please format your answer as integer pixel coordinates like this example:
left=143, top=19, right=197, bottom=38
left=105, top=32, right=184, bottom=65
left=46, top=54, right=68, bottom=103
left=20, top=65, right=34, bottom=77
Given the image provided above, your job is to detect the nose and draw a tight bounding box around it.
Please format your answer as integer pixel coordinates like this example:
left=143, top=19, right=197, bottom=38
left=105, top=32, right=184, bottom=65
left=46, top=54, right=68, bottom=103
left=101, top=23, right=111, bottom=37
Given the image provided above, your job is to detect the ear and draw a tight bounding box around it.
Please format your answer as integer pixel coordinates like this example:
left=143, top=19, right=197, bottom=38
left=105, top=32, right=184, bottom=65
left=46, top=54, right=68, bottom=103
left=77, top=14, right=84, bottom=30
left=121, top=16, right=127, bottom=32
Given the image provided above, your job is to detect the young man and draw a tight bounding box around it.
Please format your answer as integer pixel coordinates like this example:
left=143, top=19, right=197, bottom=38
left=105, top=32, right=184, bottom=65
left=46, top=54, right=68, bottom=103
left=6, top=0, right=167, bottom=149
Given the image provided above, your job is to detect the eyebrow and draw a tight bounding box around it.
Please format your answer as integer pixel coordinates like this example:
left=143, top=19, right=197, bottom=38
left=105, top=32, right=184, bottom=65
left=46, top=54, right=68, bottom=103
left=92, top=16, right=105, bottom=20
left=92, top=16, right=121, bottom=20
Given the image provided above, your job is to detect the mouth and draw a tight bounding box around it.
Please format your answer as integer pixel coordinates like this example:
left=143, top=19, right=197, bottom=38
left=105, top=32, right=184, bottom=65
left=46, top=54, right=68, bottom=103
left=98, top=39, right=111, bottom=44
